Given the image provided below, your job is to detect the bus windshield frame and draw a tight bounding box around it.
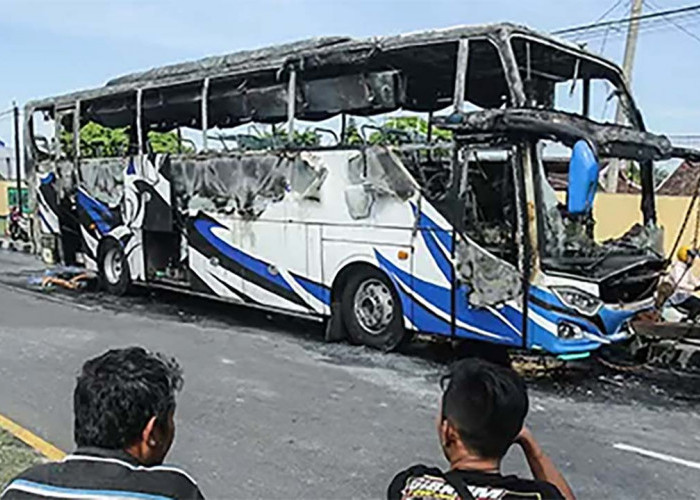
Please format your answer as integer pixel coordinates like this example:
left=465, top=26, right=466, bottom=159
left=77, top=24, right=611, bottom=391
left=508, top=33, right=643, bottom=130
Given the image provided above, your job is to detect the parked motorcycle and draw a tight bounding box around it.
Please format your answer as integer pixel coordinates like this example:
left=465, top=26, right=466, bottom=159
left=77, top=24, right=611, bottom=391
left=8, top=206, right=29, bottom=242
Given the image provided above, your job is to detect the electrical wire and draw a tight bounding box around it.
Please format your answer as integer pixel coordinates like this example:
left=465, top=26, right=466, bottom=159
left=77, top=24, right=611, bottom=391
left=644, top=0, right=700, bottom=44
left=555, top=5, right=700, bottom=48
left=595, top=0, right=629, bottom=24
left=564, top=13, right=700, bottom=39
left=553, top=3, right=700, bottom=36
left=583, top=0, right=630, bottom=52
left=563, top=17, right=700, bottom=44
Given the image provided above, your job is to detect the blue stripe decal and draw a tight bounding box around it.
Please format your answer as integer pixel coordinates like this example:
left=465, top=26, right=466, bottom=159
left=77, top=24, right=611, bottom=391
left=193, top=218, right=293, bottom=292
left=292, top=275, right=331, bottom=305
left=76, top=190, right=116, bottom=235
left=8, top=479, right=171, bottom=500
left=38, top=210, right=56, bottom=234
left=411, top=203, right=453, bottom=251
left=419, top=226, right=452, bottom=282
left=126, top=160, right=136, bottom=175
left=398, top=282, right=451, bottom=336
left=375, top=251, right=520, bottom=345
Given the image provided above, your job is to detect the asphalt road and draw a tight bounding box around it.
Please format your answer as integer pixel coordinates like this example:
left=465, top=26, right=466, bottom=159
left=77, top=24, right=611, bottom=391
left=0, top=251, right=698, bottom=498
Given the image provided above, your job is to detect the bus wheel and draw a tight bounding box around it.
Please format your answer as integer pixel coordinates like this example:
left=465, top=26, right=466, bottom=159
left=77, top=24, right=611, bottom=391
left=98, top=239, right=130, bottom=296
left=341, top=268, right=406, bottom=351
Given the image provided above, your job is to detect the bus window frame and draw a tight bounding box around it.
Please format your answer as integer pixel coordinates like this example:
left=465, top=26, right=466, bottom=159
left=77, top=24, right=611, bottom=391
left=507, top=33, right=642, bottom=129
left=451, top=36, right=517, bottom=114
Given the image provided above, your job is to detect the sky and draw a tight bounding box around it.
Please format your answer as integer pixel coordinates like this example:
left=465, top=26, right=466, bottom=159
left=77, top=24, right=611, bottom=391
left=1, top=0, right=700, bottom=149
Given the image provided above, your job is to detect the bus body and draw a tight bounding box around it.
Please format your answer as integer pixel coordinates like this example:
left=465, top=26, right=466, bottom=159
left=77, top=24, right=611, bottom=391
left=26, top=23, right=698, bottom=355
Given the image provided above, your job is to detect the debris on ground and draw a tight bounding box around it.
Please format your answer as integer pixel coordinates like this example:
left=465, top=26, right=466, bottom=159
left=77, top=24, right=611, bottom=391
left=27, top=266, right=98, bottom=292
left=628, top=321, right=700, bottom=372
left=8, top=264, right=700, bottom=408
left=513, top=349, right=700, bottom=407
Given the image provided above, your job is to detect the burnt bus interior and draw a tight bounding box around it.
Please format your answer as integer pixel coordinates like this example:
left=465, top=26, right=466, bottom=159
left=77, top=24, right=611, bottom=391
left=438, top=107, right=700, bottom=303
left=27, top=24, right=673, bottom=295
left=27, top=26, right=531, bottom=286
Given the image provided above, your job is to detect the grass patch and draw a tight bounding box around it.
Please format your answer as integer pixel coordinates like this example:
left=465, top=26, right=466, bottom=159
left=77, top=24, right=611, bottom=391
left=0, top=428, right=44, bottom=489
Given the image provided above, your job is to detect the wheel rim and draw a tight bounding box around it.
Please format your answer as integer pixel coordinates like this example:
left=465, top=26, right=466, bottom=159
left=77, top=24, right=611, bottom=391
left=103, top=247, right=124, bottom=285
left=353, top=278, right=394, bottom=335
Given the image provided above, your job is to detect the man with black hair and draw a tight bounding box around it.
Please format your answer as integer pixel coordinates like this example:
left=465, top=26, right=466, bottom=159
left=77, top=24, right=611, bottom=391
left=1, top=347, right=204, bottom=499
left=388, top=358, right=574, bottom=500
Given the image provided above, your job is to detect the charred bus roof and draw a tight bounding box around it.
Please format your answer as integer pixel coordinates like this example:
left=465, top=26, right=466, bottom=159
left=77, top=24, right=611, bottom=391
left=25, top=22, right=631, bottom=128
left=438, top=109, right=700, bottom=162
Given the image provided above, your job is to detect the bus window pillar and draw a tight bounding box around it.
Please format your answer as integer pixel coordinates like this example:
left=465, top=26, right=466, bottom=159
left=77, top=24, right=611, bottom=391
left=582, top=78, right=590, bottom=118
left=52, top=106, right=60, bottom=168
left=453, top=39, right=469, bottom=113
left=287, top=68, right=297, bottom=142
left=201, top=77, right=210, bottom=152
left=73, top=100, right=82, bottom=182
left=136, top=89, right=144, bottom=157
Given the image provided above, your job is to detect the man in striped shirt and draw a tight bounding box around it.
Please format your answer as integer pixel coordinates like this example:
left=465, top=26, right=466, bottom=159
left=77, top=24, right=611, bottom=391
left=1, top=347, right=204, bottom=499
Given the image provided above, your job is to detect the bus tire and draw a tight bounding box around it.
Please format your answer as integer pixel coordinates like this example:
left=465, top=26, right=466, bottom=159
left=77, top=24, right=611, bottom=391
left=340, top=268, right=406, bottom=351
left=98, top=238, right=130, bottom=296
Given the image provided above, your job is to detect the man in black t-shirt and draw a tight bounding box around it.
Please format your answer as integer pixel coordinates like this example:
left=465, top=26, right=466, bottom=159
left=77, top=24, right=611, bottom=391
left=388, top=358, right=574, bottom=500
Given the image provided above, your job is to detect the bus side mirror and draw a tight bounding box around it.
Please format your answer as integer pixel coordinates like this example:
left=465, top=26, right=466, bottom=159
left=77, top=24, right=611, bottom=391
left=567, top=140, right=599, bottom=216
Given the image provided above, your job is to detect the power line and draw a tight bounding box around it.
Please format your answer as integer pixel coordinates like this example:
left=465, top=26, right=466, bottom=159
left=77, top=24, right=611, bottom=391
left=561, top=14, right=700, bottom=43
left=573, top=0, right=629, bottom=52
left=594, top=0, right=628, bottom=24
left=553, top=3, right=700, bottom=35
left=644, top=0, right=700, bottom=44
left=564, top=16, right=700, bottom=42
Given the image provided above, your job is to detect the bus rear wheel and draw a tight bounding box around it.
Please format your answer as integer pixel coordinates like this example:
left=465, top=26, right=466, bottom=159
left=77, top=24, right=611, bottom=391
left=340, top=268, right=406, bottom=351
left=98, top=239, right=130, bottom=296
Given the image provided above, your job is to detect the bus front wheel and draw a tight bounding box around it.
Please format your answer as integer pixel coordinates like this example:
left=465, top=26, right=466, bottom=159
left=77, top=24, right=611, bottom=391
left=340, top=268, right=406, bottom=351
left=98, top=239, right=130, bottom=296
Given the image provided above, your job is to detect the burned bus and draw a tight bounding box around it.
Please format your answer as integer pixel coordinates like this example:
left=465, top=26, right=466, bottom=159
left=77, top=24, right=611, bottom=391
left=25, top=23, right=699, bottom=355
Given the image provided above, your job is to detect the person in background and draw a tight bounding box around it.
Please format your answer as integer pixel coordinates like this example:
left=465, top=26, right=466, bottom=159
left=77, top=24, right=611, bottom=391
left=1, top=347, right=204, bottom=499
left=664, top=245, right=700, bottom=319
left=388, top=358, right=574, bottom=500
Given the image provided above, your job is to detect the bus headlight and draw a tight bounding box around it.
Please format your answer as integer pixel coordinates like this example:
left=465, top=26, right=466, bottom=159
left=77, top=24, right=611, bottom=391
left=552, top=287, right=602, bottom=316
left=557, top=321, right=584, bottom=340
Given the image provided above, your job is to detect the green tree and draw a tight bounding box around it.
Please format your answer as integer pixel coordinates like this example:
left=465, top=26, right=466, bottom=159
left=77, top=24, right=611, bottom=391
left=260, top=127, right=321, bottom=147
left=60, top=122, right=129, bottom=159
left=344, top=117, right=364, bottom=145
left=148, top=130, right=193, bottom=154
left=367, top=116, right=452, bottom=145
left=60, top=122, right=190, bottom=158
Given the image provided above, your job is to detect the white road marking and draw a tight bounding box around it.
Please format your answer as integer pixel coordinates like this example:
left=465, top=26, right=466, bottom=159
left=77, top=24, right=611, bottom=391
left=614, top=443, right=700, bottom=470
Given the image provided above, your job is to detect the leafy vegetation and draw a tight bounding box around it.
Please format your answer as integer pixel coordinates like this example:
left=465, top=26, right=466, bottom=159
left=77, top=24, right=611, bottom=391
left=148, top=130, right=194, bottom=154
left=59, top=122, right=191, bottom=158
left=367, top=116, right=452, bottom=145
left=0, top=429, right=43, bottom=488
left=250, top=116, right=450, bottom=148
left=57, top=115, right=452, bottom=157
left=344, top=117, right=364, bottom=145
left=262, top=128, right=321, bottom=147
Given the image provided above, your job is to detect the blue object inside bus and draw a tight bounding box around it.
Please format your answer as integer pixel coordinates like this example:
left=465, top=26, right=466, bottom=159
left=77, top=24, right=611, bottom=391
left=567, top=140, right=599, bottom=215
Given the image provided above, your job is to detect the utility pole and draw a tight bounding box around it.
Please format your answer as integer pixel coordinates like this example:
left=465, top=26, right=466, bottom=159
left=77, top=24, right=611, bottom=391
left=606, top=0, right=644, bottom=193
left=12, top=102, right=22, bottom=214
